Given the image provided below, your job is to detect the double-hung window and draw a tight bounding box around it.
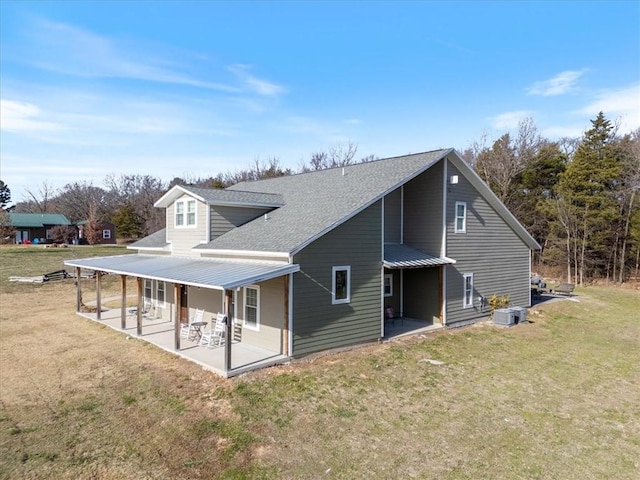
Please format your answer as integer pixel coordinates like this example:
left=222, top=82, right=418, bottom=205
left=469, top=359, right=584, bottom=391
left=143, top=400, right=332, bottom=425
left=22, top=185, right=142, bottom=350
left=103, top=229, right=111, bottom=239
left=463, top=273, right=474, bottom=309
left=243, top=286, right=260, bottom=331
left=175, top=199, right=196, bottom=227
left=332, top=266, right=351, bottom=304
left=455, top=201, right=467, bottom=233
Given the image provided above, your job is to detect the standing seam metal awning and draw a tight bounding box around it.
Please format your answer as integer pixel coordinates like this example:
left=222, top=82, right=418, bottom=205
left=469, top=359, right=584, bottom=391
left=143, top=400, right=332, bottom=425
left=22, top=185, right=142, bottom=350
left=64, top=254, right=299, bottom=290
left=384, top=244, right=456, bottom=268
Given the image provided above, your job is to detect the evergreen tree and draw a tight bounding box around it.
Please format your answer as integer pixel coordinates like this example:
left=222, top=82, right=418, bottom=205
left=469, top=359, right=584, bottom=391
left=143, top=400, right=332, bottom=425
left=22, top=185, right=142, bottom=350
left=0, top=180, right=11, bottom=208
left=556, top=112, right=622, bottom=284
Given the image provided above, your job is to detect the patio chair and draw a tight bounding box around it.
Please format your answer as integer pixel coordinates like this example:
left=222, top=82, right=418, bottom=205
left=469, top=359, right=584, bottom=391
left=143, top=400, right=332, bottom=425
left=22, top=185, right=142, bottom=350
left=128, top=300, right=153, bottom=320
left=199, top=313, right=227, bottom=348
left=180, top=308, right=205, bottom=340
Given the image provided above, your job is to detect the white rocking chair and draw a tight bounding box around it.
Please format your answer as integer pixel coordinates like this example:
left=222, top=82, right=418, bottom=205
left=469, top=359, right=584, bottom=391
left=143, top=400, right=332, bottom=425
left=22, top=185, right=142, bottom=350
left=199, top=313, right=227, bottom=348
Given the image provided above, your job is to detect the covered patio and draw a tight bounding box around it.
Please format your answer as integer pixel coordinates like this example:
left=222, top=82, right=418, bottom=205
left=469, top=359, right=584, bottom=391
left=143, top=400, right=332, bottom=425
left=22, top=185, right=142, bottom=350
left=78, top=307, right=288, bottom=377
left=65, top=254, right=299, bottom=377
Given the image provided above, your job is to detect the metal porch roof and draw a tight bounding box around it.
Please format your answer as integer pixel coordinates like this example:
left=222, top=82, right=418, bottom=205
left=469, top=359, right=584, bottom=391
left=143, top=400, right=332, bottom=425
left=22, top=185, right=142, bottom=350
left=64, top=254, right=299, bottom=290
left=383, top=244, right=456, bottom=268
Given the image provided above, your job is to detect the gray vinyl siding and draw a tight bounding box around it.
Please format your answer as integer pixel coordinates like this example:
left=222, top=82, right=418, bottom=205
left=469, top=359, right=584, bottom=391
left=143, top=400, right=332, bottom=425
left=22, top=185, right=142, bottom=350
left=403, top=268, right=441, bottom=323
left=292, top=201, right=382, bottom=356
left=211, top=206, right=271, bottom=240
left=166, top=194, right=208, bottom=256
left=445, top=161, right=531, bottom=327
left=384, top=188, right=401, bottom=243
left=403, top=160, right=443, bottom=255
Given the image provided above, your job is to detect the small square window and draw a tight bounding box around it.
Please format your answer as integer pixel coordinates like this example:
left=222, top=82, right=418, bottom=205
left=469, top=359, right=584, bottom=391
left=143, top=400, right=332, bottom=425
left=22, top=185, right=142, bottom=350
left=332, top=266, right=351, bottom=304
left=455, top=202, right=467, bottom=233
left=384, top=274, right=393, bottom=297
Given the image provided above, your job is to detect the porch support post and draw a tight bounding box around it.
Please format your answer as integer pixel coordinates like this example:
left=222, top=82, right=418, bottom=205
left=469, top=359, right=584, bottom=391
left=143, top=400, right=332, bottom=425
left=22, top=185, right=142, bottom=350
left=174, top=284, right=181, bottom=350
left=283, top=276, right=289, bottom=356
left=224, top=289, right=233, bottom=373
left=96, top=271, right=102, bottom=320
left=136, top=277, right=143, bottom=336
left=75, top=267, right=82, bottom=312
left=120, top=275, right=127, bottom=330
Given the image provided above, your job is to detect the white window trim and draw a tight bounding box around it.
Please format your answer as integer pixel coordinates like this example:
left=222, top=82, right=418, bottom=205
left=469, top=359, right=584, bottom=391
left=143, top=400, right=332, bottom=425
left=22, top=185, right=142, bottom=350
left=384, top=274, right=393, bottom=297
left=175, top=199, right=197, bottom=228
left=332, top=266, right=351, bottom=305
left=102, top=229, right=111, bottom=239
left=243, top=285, right=260, bottom=331
left=463, top=273, right=474, bottom=309
left=156, top=281, right=166, bottom=308
left=455, top=201, right=467, bottom=233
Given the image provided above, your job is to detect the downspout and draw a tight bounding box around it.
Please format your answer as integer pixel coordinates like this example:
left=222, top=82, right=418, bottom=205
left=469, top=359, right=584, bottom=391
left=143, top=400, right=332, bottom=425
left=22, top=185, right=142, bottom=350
left=441, top=158, right=448, bottom=326
left=400, top=186, right=404, bottom=318
left=381, top=197, right=385, bottom=338
left=288, top=254, right=294, bottom=357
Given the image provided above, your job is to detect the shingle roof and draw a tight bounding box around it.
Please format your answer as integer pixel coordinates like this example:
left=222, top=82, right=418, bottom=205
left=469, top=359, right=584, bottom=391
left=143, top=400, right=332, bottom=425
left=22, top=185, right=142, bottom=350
left=129, top=228, right=169, bottom=249
left=7, top=213, right=71, bottom=228
left=154, top=185, right=284, bottom=208
left=196, top=149, right=451, bottom=254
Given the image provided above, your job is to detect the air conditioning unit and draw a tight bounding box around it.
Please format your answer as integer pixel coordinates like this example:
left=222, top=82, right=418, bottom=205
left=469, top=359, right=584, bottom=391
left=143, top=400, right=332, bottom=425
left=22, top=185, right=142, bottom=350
left=493, top=308, right=515, bottom=326
left=511, top=307, right=528, bottom=324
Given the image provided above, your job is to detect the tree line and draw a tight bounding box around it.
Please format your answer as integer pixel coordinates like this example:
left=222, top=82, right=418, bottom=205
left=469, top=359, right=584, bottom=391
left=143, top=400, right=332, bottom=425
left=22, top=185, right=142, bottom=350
left=463, top=113, right=639, bottom=284
left=2, top=113, right=639, bottom=283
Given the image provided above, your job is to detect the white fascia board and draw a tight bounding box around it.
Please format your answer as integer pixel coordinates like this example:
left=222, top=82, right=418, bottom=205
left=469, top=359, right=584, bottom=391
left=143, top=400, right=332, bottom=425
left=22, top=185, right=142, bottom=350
left=154, top=185, right=206, bottom=208
left=197, top=248, right=291, bottom=261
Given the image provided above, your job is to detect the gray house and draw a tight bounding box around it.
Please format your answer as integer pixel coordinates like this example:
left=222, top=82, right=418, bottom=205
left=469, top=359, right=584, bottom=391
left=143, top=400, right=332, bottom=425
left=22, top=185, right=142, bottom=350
left=66, top=149, right=540, bottom=375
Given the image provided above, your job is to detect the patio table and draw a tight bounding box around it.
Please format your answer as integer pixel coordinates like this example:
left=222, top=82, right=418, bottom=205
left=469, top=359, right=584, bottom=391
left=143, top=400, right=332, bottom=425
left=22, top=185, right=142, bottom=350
left=190, top=321, right=208, bottom=342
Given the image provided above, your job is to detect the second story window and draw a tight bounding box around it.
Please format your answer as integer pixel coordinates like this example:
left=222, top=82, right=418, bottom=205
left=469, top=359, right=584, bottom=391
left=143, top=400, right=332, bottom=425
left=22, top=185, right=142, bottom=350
left=455, top=201, right=467, bottom=233
left=175, top=199, right=196, bottom=227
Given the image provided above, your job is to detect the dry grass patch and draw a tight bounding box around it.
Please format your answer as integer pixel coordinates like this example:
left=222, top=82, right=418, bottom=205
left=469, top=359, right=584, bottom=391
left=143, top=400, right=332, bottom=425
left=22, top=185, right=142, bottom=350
left=1, top=246, right=639, bottom=479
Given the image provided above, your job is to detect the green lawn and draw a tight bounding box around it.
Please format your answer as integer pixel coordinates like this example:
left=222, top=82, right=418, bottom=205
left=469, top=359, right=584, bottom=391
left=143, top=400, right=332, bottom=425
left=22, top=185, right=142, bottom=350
left=1, top=247, right=639, bottom=479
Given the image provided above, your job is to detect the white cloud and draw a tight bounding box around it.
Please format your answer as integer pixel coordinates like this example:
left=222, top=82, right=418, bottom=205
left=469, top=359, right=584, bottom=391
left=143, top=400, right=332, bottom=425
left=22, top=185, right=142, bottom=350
left=13, top=19, right=236, bottom=91
left=528, top=70, right=587, bottom=96
left=575, top=83, right=640, bottom=132
left=228, top=64, right=286, bottom=96
left=487, top=110, right=535, bottom=130
left=0, top=99, right=63, bottom=133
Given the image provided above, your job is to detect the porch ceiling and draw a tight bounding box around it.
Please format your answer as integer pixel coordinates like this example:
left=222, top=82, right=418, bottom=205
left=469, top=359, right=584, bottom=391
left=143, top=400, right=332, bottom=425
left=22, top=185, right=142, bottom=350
left=384, top=243, right=456, bottom=269
left=64, top=254, right=299, bottom=290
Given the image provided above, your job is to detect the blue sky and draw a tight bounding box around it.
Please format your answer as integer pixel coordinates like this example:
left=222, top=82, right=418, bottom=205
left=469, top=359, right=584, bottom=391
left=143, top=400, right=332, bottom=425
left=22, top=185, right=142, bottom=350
left=1, top=1, right=639, bottom=203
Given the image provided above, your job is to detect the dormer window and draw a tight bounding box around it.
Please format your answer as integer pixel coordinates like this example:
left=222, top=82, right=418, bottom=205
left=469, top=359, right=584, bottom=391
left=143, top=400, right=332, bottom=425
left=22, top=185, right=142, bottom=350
left=175, top=199, right=196, bottom=227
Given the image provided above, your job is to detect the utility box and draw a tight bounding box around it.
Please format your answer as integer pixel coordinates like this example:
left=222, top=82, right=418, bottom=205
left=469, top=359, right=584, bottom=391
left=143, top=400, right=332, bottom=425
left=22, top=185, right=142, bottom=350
left=493, top=308, right=515, bottom=326
left=512, top=307, right=528, bottom=324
